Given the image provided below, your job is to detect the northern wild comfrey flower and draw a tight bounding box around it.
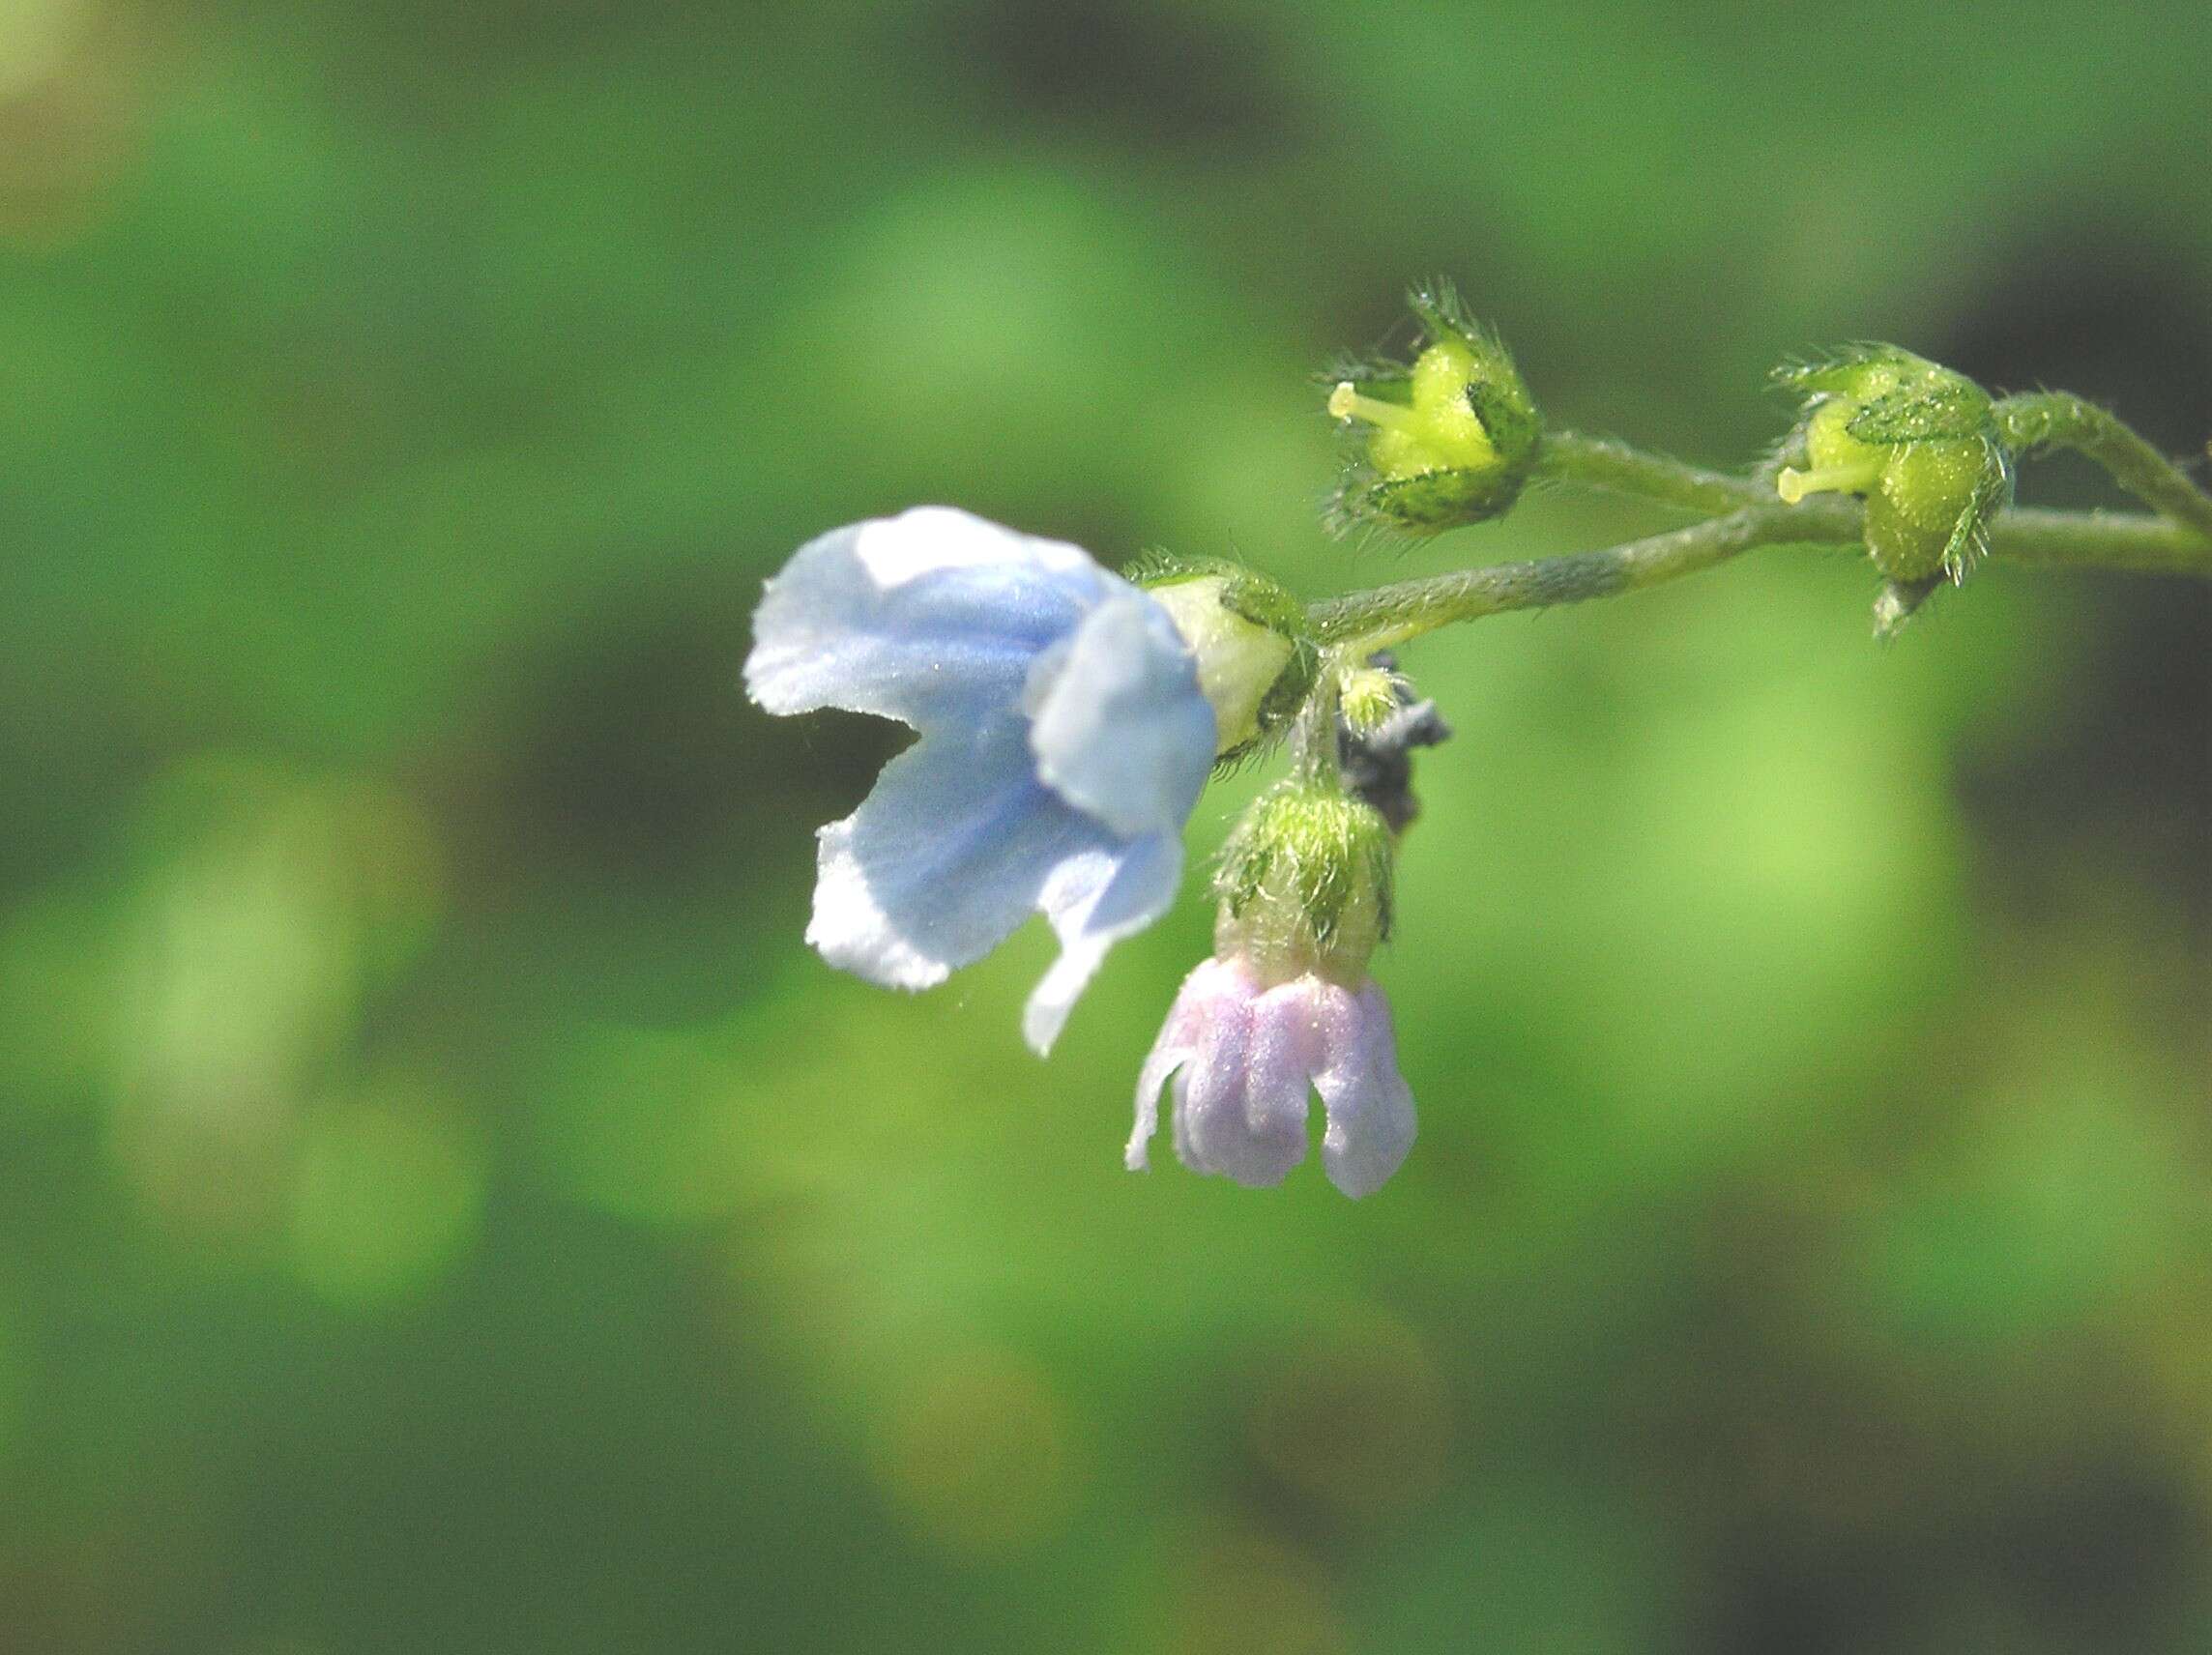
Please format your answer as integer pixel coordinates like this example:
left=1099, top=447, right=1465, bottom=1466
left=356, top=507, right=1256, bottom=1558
left=742, top=282, right=2212, bottom=1205
left=1326, top=281, right=1542, bottom=537
left=1772, top=345, right=2013, bottom=631
left=1127, top=781, right=1416, bottom=1198
left=745, top=508, right=1311, bottom=1054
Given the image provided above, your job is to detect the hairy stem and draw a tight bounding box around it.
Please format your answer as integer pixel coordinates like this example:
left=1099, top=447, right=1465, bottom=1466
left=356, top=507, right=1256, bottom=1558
left=1290, top=660, right=1345, bottom=788
left=1986, top=507, right=2212, bottom=574
left=1534, top=429, right=1763, bottom=515
left=1311, top=508, right=1823, bottom=649
left=1309, top=502, right=2212, bottom=651
left=1994, top=393, right=2212, bottom=543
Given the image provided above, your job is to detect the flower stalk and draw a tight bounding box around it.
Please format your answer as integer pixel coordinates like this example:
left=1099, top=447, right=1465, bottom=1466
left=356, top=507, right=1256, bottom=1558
left=1994, top=392, right=2212, bottom=545
left=1309, top=490, right=2212, bottom=654
left=1531, top=428, right=1762, bottom=515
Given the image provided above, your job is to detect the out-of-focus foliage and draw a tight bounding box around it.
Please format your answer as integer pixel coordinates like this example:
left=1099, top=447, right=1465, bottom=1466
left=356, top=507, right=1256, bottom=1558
left=1, top=1, right=2207, bottom=1650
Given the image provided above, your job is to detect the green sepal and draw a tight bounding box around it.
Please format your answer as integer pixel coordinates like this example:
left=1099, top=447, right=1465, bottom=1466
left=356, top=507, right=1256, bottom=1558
left=1937, top=440, right=2014, bottom=582
left=1860, top=431, right=2013, bottom=583
left=1771, top=341, right=1911, bottom=396
left=1342, top=465, right=1529, bottom=536
left=1408, top=277, right=1543, bottom=484
left=1246, top=637, right=1323, bottom=764
left=1214, top=782, right=1394, bottom=983
left=1847, top=382, right=1991, bottom=446
left=1775, top=344, right=1994, bottom=447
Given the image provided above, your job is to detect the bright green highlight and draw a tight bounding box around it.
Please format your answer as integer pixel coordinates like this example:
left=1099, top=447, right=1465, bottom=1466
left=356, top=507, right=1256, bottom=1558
left=1328, top=334, right=1501, bottom=482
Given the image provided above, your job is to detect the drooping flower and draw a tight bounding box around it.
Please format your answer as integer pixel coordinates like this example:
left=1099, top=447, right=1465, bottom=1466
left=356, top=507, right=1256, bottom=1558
left=745, top=507, right=1309, bottom=1055
left=1127, top=782, right=1416, bottom=1197
left=1127, top=954, right=1416, bottom=1199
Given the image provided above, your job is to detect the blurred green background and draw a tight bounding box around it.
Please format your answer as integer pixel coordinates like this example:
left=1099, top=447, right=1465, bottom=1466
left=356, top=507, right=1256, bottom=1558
left=3, top=0, right=2209, bottom=1649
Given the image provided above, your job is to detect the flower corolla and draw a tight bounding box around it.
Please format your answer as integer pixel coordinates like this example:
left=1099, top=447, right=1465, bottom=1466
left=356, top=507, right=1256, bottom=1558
left=745, top=507, right=1223, bottom=1053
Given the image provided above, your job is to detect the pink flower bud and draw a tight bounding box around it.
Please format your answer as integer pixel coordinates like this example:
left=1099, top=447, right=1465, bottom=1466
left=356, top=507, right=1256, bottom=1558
left=1126, top=957, right=1416, bottom=1198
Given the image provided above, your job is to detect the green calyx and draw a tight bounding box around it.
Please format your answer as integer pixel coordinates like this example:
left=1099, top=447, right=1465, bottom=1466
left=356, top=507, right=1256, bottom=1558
left=1772, top=344, right=2013, bottom=585
left=1133, top=555, right=1319, bottom=764
left=1212, top=782, right=1394, bottom=986
left=1325, top=280, right=1543, bottom=536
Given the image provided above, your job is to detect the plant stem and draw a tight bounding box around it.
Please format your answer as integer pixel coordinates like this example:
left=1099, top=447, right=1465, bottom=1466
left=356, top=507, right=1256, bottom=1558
left=1290, top=657, right=1345, bottom=788
left=1309, top=502, right=2212, bottom=652
left=1534, top=429, right=1763, bottom=515
left=1988, top=507, right=2212, bottom=574
left=1994, top=393, right=2212, bottom=543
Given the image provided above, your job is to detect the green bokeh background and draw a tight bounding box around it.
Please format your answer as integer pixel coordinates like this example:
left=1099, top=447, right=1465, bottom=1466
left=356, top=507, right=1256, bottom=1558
left=3, top=1, right=2209, bottom=1649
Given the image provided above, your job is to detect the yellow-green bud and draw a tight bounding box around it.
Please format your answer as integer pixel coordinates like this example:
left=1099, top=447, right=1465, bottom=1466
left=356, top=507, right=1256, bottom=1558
left=1773, top=345, right=2012, bottom=586
left=1135, top=558, right=1319, bottom=763
left=1864, top=441, right=1999, bottom=581
left=1326, top=282, right=1542, bottom=536
left=1338, top=664, right=1407, bottom=737
left=1213, top=783, right=1393, bottom=987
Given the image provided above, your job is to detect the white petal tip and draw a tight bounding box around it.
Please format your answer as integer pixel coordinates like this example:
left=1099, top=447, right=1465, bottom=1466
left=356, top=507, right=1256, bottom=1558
left=803, top=910, right=953, bottom=992
left=1320, top=1102, right=1415, bottom=1199
left=1020, top=1005, right=1064, bottom=1058
left=1324, top=1163, right=1398, bottom=1200
left=1022, top=932, right=1110, bottom=1058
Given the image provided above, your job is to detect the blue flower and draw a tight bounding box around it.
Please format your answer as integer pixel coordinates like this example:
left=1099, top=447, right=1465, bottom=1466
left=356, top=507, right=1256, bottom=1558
left=745, top=508, right=1219, bottom=1054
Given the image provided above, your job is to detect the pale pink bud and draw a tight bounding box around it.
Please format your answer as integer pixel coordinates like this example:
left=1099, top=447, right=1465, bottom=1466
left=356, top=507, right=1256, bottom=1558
left=1126, top=957, right=1416, bottom=1198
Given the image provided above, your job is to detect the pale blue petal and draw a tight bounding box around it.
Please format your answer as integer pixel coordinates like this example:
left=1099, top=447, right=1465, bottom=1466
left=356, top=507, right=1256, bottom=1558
left=808, top=718, right=1100, bottom=990
left=1025, top=590, right=1215, bottom=839
left=746, top=507, right=1111, bottom=732
left=759, top=507, right=1211, bottom=1044
left=1021, top=828, right=1185, bottom=1055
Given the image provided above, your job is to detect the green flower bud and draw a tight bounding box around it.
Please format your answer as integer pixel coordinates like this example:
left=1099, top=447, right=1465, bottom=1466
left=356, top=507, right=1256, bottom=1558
left=1337, top=663, right=1407, bottom=737
left=1213, top=782, right=1393, bottom=987
left=1134, top=556, right=1319, bottom=764
left=1773, top=345, right=2013, bottom=586
left=1326, top=282, right=1542, bottom=536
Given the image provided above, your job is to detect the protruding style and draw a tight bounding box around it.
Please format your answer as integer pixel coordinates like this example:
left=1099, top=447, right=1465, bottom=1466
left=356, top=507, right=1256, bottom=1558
left=1326, top=282, right=1543, bottom=536
left=1772, top=346, right=2013, bottom=619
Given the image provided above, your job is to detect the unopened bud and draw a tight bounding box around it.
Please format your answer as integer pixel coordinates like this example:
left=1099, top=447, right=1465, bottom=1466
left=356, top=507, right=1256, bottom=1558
left=1137, top=559, right=1319, bottom=762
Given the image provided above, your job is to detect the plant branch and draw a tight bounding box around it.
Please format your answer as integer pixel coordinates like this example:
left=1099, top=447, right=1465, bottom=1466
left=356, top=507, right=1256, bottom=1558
left=1994, top=393, right=2212, bottom=544
left=1533, top=429, right=1763, bottom=515
left=1309, top=501, right=2212, bottom=652
left=1985, top=507, right=2212, bottom=574
left=1290, top=657, right=1345, bottom=788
